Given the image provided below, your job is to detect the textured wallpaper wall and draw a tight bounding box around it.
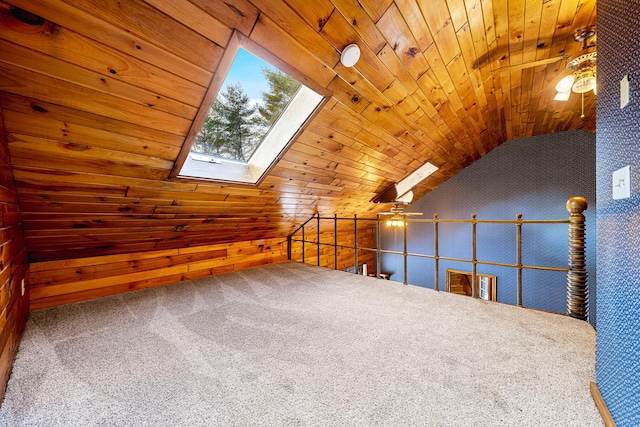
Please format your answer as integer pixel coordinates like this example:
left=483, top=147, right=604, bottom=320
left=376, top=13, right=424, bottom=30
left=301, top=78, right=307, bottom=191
left=596, top=1, right=640, bottom=424
left=380, top=130, right=596, bottom=322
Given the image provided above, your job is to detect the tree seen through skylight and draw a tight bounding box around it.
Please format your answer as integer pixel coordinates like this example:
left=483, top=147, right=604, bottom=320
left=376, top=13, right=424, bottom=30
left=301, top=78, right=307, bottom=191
left=193, top=65, right=301, bottom=162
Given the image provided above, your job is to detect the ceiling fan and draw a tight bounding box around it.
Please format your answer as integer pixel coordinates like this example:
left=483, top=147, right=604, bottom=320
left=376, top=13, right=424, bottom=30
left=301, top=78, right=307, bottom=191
left=492, top=26, right=596, bottom=75
left=552, top=26, right=597, bottom=116
left=377, top=203, right=423, bottom=227
left=492, top=54, right=569, bottom=73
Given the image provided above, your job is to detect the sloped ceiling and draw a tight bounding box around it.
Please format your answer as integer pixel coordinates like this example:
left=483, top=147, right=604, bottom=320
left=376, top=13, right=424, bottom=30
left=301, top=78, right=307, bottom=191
left=0, top=0, right=596, bottom=262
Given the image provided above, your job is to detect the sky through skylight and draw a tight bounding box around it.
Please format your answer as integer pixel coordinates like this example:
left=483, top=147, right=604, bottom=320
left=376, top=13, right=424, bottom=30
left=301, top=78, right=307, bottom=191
left=224, top=48, right=276, bottom=106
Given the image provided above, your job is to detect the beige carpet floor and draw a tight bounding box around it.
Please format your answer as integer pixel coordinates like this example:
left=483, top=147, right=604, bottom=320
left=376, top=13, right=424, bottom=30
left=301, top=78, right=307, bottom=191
left=0, top=262, right=601, bottom=426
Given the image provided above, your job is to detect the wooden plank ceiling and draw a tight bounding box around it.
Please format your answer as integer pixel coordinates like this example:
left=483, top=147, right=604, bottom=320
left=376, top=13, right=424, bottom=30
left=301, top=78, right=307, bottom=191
left=0, top=0, right=596, bottom=262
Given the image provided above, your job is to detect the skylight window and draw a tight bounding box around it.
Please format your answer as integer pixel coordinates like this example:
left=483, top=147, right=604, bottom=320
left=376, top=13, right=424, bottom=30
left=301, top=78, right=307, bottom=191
left=395, top=161, right=438, bottom=199
left=174, top=37, right=326, bottom=185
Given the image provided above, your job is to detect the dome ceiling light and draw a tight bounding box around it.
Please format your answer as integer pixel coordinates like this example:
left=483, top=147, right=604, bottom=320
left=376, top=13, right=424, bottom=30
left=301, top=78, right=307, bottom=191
left=340, top=43, right=360, bottom=67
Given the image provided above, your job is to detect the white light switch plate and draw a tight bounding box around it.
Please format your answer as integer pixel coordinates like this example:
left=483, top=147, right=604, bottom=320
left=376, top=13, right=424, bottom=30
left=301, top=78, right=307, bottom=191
left=613, top=166, right=631, bottom=200
left=621, top=75, right=630, bottom=109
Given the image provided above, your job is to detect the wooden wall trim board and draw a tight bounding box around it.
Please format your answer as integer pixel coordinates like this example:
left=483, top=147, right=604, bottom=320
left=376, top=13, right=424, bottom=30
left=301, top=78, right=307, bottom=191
left=590, top=382, right=617, bottom=427
left=28, top=221, right=378, bottom=310
left=28, top=238, right=288, bottom=310
left=0, top=102, right=29, bottom=402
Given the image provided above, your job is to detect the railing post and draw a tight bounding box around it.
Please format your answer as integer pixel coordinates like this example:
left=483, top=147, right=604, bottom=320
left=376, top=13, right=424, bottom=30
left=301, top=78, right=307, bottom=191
left=301, top=225, right=305, bottom=265
left=403, top=215, right=407, bottom=285
left=353, top=214, right=358, bottom=273
left=316, top=213, right=320, bottom=267
left=287, top=233, right=292, bottom=260
left=471, top=214, right=477, bottom=298
left=434, top=214, right=439, bottom=291
left=376, top=215, right=381, bottom=278
left=334, top=213, right=338, bottom=270
left=516, top=213, right=523, bottom=307
left=566, top=197, right=588, bottom=320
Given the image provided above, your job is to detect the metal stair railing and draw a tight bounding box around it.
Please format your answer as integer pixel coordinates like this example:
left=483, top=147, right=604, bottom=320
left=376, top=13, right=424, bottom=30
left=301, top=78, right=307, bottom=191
left=288, top=197, right=589, bottom=321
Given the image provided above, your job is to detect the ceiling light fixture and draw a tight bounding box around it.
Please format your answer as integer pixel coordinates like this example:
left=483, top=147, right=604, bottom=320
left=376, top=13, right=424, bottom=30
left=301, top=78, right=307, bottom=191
left=340, top=43, right=360, bottom=67
left=567, top=51, right=597, bottom=94
left=554, top=27, right=597, bottom=119
left=553, top=90, right=571, bottom=101
left=555, top=75, right=575, bottom=93
left=386, top=216, right=405, bottom=227
left=378, top=204, right=422, bottom=227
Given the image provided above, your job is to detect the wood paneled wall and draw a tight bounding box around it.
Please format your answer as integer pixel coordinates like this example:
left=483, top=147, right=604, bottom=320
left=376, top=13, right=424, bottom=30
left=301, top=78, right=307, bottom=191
left=29, top=238, right=287, bottom=310
left=0, top=0, right=597, bottom=265
left=290, top=226, right=376, bottom=273
left=0, top=106, right=28, bottom=400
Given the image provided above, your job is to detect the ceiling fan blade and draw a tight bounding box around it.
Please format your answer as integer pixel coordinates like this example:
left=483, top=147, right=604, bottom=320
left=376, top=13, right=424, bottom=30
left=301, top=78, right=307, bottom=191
left=493, top=55, right=568, bottom=73
left=404, top=212, right=423, bottom=216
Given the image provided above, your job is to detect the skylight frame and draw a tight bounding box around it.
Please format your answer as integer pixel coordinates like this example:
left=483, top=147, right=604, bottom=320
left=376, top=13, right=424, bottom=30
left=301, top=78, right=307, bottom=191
left=170, top=31, right=330, bottom=185
left=395, top=161, right=438, bottom=199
